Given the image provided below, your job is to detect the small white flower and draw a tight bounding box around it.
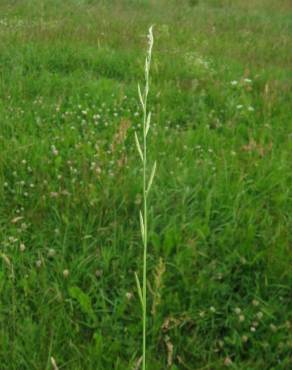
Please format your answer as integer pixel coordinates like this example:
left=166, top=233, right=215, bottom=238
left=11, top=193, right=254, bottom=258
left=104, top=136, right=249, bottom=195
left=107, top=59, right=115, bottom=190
left=19, top=243, right=26, bottom=252
left=51, top=145, right=59, bottom=156
left=248, top=106, right=254, bottom=112
left=36, top=260, right=42, bottom=268
left=239, top=315, right=245, bottom=322
left=256, top=312, right=263, bottom=320
left=125, top=292, right=133, bottom=300
left=48, top=249, right=56, bottom=258
left=242, top=335, right=248, bottom=343
left=231, top=80, right=238, bottom=86
left=236, top=104, right=243, bottom=110
left=63, top=269, right=69, bottom=278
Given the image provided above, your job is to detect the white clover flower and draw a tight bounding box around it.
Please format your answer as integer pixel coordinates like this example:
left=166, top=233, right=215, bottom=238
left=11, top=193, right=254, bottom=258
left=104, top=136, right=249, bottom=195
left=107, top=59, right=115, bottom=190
left=63, top=269, right=69, bottom=278
left=125, top=292, right=133, bottom=300
left=239, top=315, right=245, bottom=322
left=256, top=312, right=263, bottom=320
left=242, top=335, right=248, bottom=343
left=36, top=260, right=42, bottom=268
left=231, top=80, right=238, bottom=86
left=51, top=145, right=58, bottom=156
left=48, top=248, right=56, bottom=258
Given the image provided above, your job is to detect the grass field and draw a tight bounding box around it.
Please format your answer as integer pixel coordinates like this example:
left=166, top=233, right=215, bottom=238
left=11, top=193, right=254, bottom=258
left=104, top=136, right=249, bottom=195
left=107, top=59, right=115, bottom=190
left=0, top=0, right=291, bottom=369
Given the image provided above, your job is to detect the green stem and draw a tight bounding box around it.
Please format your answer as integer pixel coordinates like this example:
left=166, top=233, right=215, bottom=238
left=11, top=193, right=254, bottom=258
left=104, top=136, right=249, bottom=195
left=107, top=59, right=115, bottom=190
left=138, top=26, right=153, bottom=370
left=143, top=85, right=148, bottom=370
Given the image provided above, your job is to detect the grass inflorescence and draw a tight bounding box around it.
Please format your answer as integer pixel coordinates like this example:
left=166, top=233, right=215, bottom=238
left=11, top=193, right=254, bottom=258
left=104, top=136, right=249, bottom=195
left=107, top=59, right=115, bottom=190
left=134, top=26, right=156, bottom=370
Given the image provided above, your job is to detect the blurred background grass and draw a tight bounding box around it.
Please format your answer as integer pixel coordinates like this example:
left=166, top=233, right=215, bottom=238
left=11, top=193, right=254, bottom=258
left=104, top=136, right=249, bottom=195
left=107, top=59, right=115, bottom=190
left=0, top=1, right=291, bottom=369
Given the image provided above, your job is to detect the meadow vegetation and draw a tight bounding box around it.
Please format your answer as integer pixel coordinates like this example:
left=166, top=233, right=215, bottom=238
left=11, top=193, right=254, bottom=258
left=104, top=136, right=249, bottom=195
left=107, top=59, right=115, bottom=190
left=0, top=0, right=291, bottom=369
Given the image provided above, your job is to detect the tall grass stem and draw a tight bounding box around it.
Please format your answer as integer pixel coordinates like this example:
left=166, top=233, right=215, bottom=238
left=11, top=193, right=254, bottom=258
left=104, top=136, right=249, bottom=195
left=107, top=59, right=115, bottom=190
left=135, top=26, right=155, bottom=370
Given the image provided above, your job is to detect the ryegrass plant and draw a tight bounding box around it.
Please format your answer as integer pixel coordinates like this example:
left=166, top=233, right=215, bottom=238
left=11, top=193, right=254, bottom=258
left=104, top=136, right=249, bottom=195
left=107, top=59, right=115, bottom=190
left=134, top=26, right=156, bottom=370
